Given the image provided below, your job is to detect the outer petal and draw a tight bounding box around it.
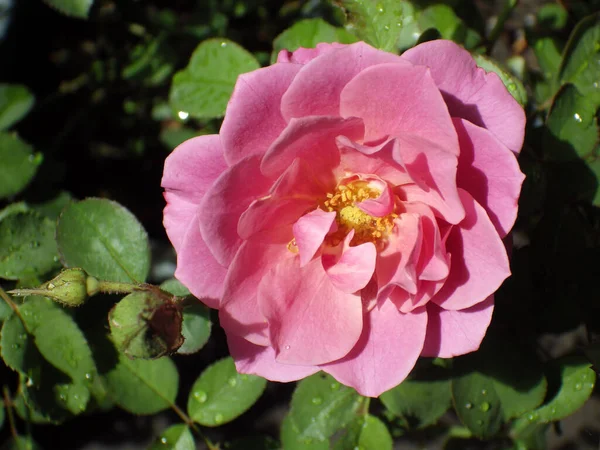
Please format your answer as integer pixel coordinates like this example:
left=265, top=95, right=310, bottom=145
left=220, top=63, right=301, bottom=165
left=276, top=42, right=345, bottom=64
left=199, top=155, right=273, bottom=266
left=228, top=335, right=319, bottom=382
left=454, top=118, right=525, bottom=237
left=281, top=42, right=409, bottom=120
left=173, top=214, right=227, bottom=308
left=421, top=296, right=494, bottom=358
left=321, top=301, right=428, bottom=398
left=340, top=63, right=459, bottom=154
left=259, top=257, right=363, bottom=365
left=432, top=189, right=510, bottom=310
left=401, top=40, right=525, bottom=153
left=220, top=241, right=290, bottom=346
left=162, top=135, right=228, bottom=251
left=293, top=208, right=337, bottom=267
left=261, top=116, right=364, bottom=179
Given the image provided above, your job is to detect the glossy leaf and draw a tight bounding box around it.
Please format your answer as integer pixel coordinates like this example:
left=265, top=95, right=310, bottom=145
left=0, top=211, right=60, bottom=280
left=545, top=84, right=599, bottom=160
left=31, top=191, right=73, bottom=220
left=149, top=424, right=195, bottom=450
left=380, top=370, right=452, bottom=428
left=474, top=54, right=527, bottom=107
left=169, top=38, right=260, bottom=119
left=272, top=18, right=357, bottom=62
left=42, top=0, right=94, bottom=19
left=452, top=371, right=503, bottom=439
left=335, top=0, right=414, bottom=51
left=559, top=12, right=600, bottom=107
left=177, top=302, right=211, bottom=354
left=188, top=357, right=266, bottom=426
left=418, top=4, right=462, bottom=41
left=333, top=415, right=393, bottom=450
left=0, top=133, right=42, bottom=199
left=286, top=373, right=362, bottom=442
left=56, top=198, right=151, bottom=283
left=513, top=356, right=596, bottom=433
left=0, top=84, right=34, bottom=130
left=281, top=414, right=329, bottom=450
left=105, top=353, right=178, bottom=415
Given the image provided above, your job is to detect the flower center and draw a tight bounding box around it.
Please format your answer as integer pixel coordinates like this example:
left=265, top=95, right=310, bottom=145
left=323, top=180, right=397, bottom=247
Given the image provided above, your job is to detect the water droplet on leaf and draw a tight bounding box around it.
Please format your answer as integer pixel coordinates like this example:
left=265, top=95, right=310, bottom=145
left=480, top=402, right=490, bottom=412
left=214, top=413, right=224, bottom=424
left=573, top=113, right=583, bottom=123
left=228, top=377, right=238, bottom=387
left=311, top=397, right=323, bottom=405
left=465, top=402, right=473, bottom=409
left=194, top=390, right=208, bottom=403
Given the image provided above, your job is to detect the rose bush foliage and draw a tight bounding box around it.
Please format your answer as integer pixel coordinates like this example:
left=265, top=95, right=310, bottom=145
left=162, top=40, right=525, bottom=397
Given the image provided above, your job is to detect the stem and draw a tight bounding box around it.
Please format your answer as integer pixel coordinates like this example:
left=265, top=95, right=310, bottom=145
left=487, top=0, right=518, bottom=54
left=0, top=285, right=28, bottom=330
left=91, top=279, right=139, bottom=295
left=3, top=386, right=19, bottom=442
left=168, top=403, right=217, bottom=449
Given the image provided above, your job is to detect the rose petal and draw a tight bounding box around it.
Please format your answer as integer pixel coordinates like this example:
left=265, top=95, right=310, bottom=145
left=421, top=296, right=494, bottom=358
left=220, top=241, right=290, bottom=346
left=356, top=178, right=394, bottom=217
left=401, top=40, right=525, bottom=153
left=454, top=118, right=524, bottom=237
left=323, top=241, right=377, bottom=293
left=163, top=192, right=199, bottom=253
left=281, top=42, right=408, bottom=120
left=321, top=300, right=427, bottom=397
left=199, top=155, right=273, bottom=266
left=259, top=257, right=363, bottom=365
left=293, top=208, right=337, bottom=267
left=340, top=63, right=458, bottom=154
left=174, top=214, right=227, bottom=308
left=228, top=334, right=319, bottom=382
left=221, top=63, right=301, bottom=165
left=432, top=189, right=510, bottom=310
left=261, top=116, right=364, bottom=178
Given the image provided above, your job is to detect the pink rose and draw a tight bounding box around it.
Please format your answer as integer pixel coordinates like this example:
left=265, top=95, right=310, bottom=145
left=162, top=40, right=525, bottom=397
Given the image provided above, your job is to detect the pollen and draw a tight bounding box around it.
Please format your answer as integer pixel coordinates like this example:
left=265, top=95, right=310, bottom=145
left=322, top=180, right=397, bottom=246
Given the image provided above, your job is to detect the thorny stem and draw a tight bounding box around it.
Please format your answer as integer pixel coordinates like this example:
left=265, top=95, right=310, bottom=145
left=3, top=386, right=19, bottom=442
left=0, top=285, right=28, bottom=331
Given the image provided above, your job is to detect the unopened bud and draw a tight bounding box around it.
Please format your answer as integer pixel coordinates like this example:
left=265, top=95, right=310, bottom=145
left=8, top=268, right=97, bottom=307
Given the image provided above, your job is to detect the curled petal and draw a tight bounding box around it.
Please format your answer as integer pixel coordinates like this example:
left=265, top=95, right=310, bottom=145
left=356, top=178, right=395, bottom=217
left=321, top=301, right=427, bottom=398
left=432, top=189, right=510, bottom=310
left=259, top=257, right=363, bottom=365
left=454, top=118, right=524, bottom=237
left=323, top=240, right=377, bottom=294
left=421, top=297, right=494, bottom=358
left=402, top=40, right=525, bottom=153
left=293, top=208, right=337, bottom=267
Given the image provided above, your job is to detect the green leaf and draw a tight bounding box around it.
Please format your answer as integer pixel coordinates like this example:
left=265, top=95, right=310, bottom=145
left=42, top=0, right=94, bottom=19
left=0, top=211, right=60, bottom=280
left=56, top=198, right=151, bottom=283
left=474, top=54, right=528, bottom=107
left=513, top=356, right=596, bottom=434
left=285, top=373, right=362, bottom=442
left=451, top=371, right=503, bottom=439
left=105, top=353, right=179, bottom=415
left=0, top=133, right=42, bottom=199
left=160, top=279, right=190, bottom=297
left=281, top=415, right=329, bottom=450
left=30, top=191, right=73, bottom=220
left=169, top=38, right=260, bottom=119
left=334, top=0, right=414, bottom=51
left=532, top=37, right=563, bottom=104
left=558, top=12, right=600, bottom=108
left=149, top=424, right=195, bottom=450
left=380, top=369, right=451, bottom=428
left=0, top=400, right=4, bottom=429
left=109, top=291, right=184, bottom=359
left=544, top=84, right=599, bottom=160
left=0, top=297, right=12, bottom=322
left=272, top=18, right=357, bottom=62
left=537, top=3, right=568, bottom=30
left=20, top=297, right=96, bottom=385
left=0, top=84, right=35, bottom=130
left=188, top=357, right=266, bottom=426
left=159, top=128, right=198, bottom=150
left=418, top=4, right=462, bottom=41
left=333, top=415, right=393, bottom=450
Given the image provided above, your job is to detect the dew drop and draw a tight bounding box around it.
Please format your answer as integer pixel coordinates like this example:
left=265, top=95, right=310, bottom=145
left=480, top=402, right=490, bottom=412
left=481, top=389, right=487, bottom=395
left=85, top=373, right=93, bottom=381
left=573, top=113, right=583, bottom=123
left=26, top=378, right=34, bottom=387
left=383, top=25, right=390, bottom=31
left=465, top=402, right=473, bottom=409
left=220, top=42, right=227, bottom=47
left=194, top=390, right=208, bottom=403
left=214, top=413, right=224, bottom=424
left=19, top=333, right=27, bottom=340
left=53, top=256, right=60, bottom=263
left=47, top=283, right=55, bottom=290
left=177, top=111, right=189, bottom=120
left=311, top=397, right=323, bottom=405
left=550, top=407, right=556, bottom=415
left=160, top=437, right=168, bottom=444
left=575, top=383, right=582, bottom=391
left=284, top=345, right=291, bottom=350
left=11, top=343, right=21, bottom=350
left=228, top=377, right=238, bottom=387
left=330, top=382, right=340, bottom=390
